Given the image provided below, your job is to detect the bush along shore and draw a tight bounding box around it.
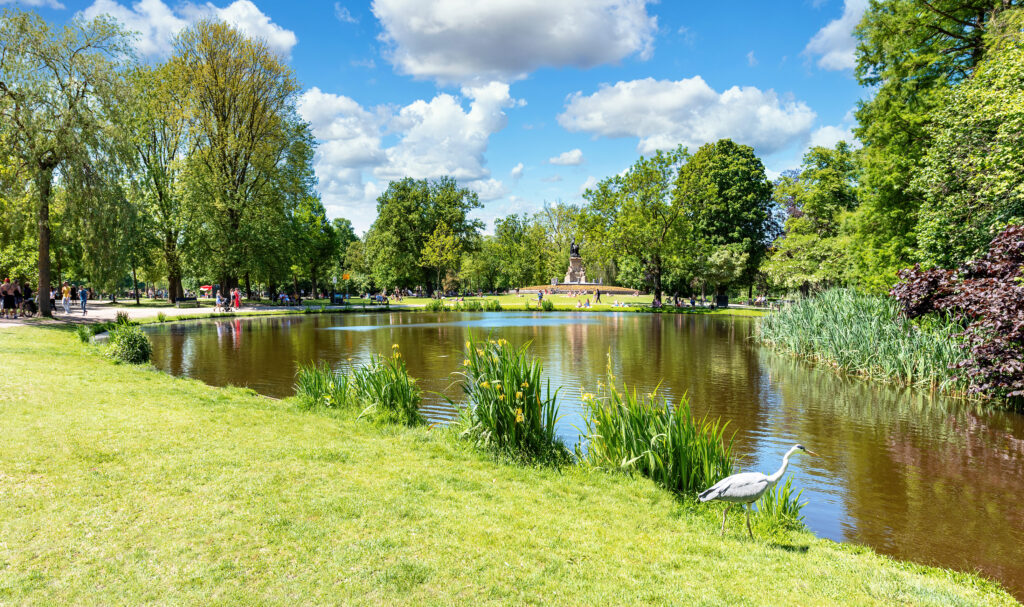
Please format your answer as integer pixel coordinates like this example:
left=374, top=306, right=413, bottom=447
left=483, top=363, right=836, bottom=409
left=0, top=325, right=1017, bottom=604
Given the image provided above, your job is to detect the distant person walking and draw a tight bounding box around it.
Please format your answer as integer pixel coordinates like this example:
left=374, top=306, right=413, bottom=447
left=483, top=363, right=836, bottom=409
left=232, top=288, right=241, bottom=309
left=61, top=282, right=71, bottom=314
left=595, top=288, right=601, bottom=303
left=1, top=279, right=14, bottom=319
left=79, top=286, right=88, bottom=315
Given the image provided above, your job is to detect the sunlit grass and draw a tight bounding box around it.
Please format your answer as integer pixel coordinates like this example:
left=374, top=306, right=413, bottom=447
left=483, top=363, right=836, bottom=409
left=0, top=326, right=1015, bottom=605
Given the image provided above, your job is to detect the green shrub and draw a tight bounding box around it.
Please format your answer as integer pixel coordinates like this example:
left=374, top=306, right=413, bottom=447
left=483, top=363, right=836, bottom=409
left=540, top=299, right=554, bottom=311
left=484, top=299, right=502, bottom=312
left=319, top=304, right=327, bottom=313
left=755, top=477, right=807, bottom=530
left=115, top=311, right=131, bottom=325
left=455, top=335, right=568, bottom=463
left=425, top=298, right=447, bottom=312
left=156, top=312, right=167, bottom=323
left=302, top=304, right=313, bottom=314
left=75, top=325, right=91, bottom=343
left=578, top=358, right=734, bottom=494
left=106, top=324, right=152, bottom=364
left=756, top=288, right=967, bottom=394
left=352, top=347, right=424, bottom=426
left=458, top=300, right=483, bottom=312
left=90, top=322, right=115, bottom=336
left=294, top=361, right=354, bottom=410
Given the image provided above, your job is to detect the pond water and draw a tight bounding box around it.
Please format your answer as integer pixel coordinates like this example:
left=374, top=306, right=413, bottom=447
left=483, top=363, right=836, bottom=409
left=146, top=311, right=1024, bottom=599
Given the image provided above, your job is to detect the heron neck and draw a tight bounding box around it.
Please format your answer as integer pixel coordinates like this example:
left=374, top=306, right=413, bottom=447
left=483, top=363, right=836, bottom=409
left=767, top=446, right=799, bottom=484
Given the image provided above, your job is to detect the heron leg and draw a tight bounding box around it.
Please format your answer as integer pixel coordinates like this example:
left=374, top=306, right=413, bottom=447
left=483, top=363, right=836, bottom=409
left=745, top=505, right=753, bottom=539
left=720, top=504, right=730, bottom=536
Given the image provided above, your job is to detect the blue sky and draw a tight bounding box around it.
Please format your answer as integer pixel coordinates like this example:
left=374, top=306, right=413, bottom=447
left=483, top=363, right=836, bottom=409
left=24, top=0, right=868, bottom=232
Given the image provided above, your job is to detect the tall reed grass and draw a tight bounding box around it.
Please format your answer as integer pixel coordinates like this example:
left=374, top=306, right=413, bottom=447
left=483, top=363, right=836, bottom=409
left=294, top=361, right=355, bottom=410
left=756, top=289, right=968, bottom=394
left=455, top=335, right=568, bottom=463
left=353, top=347, right=424, bottom=426
left=754, top=477, right=806, bottom=530
left=578, top=357, right=734, bottom=495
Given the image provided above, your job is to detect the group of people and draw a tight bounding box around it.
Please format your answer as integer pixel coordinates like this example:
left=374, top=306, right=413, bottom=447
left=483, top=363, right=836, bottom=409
left=214, top=288, right=243, bottom=313
left=0, top=279, right=34, bottom=319
left=59, top=282, right=91, bottom=315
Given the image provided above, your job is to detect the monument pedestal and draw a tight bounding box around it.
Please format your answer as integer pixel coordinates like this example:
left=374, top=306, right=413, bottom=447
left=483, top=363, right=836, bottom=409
left=564, top=256, right=587, bottom=284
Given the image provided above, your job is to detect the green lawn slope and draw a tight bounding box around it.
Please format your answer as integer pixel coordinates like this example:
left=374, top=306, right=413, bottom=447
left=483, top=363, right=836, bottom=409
left=0, top=326, right=1014, bottom=605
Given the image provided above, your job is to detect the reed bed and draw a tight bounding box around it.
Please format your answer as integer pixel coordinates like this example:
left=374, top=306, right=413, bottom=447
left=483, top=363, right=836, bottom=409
left=294, top=348, right=423, bottom=425
left=454, top=335, right=568, bottom=463
left=578, top=359, right=735, bottom=495
left=756, top=289, right=968, bottom=394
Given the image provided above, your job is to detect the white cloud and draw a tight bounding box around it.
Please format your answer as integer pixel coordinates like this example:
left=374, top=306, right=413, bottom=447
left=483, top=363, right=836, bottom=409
left=0, top=0, right=65, bottom=8
left=510, top=162, right=524, bottom=180
left=79, top=0, right=297, bottom=58
left=804, top=0, right=868, bottom=70
left=371, top=0, right=657, bottom=83
left=809, top=125, right=853, bottom=148
left=541, top=175, right=563, bottom=183
left=746, top=51, right=757, bottom=67
left=298, top=83, right=518, bottom=231
left=558, top=76, right=816, bottom=155
left=549, top=148, right=584, bottom=166
left=579, top=176, right=598, bottom=195
left=334, top=2, right=357, bottom=23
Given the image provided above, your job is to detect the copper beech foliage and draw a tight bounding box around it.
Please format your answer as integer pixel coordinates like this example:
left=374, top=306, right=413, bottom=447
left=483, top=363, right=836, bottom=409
left=891, top=225, right=1024, bottom=400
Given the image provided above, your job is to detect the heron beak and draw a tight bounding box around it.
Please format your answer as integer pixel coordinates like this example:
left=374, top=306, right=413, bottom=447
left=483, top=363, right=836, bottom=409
left=804, top=449, right=820, bottom=457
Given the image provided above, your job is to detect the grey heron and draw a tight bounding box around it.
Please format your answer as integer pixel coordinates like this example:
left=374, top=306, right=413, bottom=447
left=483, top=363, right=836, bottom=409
left=698, top=444, right=818, bottom=538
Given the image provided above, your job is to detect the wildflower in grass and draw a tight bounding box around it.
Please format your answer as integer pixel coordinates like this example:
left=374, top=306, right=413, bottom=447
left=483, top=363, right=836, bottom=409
left=480, top=381, right=490, bottom=389
left=463, top=359, right=470, bottom=366
left=498, top=394, right=505, bottom=401
left=515, top=391, right=523, bottom=399
left=515, top=408, right=524, bottom=423
left=392, top=343, right=399, bottom=349
left=521, top=381, right=529, bottom=389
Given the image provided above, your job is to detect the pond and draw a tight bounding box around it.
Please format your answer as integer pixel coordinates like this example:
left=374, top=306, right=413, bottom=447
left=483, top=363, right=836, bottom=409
left=146, top=311, right=1024, bottom=599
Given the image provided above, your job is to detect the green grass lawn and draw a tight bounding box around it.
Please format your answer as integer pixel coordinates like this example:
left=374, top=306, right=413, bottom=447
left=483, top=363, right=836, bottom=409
left=393, top=294, right=768, bottom=317
left=0, top=326, right=1012, bottom=605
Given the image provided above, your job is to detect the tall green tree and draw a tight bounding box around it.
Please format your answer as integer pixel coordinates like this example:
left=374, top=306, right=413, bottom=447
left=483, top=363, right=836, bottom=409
left=914, top=8, right=1024, bottom=267
left=174, top=20, right=302, bottom=292
left=586, top=146, right=690, bottom=301
left=676, top=139, right=772, bottom=296
left=851, top=0, right=1018, bottom=289
left=0, top=9, right=130, bottom=315
left=365, top=177, right=482, bottom=291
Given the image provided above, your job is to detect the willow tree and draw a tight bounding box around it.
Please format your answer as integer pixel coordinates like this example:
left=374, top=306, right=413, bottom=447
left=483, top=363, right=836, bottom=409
left=173, top=20, right=302, bottom=293
left=0, top=10, right=130, bottom=316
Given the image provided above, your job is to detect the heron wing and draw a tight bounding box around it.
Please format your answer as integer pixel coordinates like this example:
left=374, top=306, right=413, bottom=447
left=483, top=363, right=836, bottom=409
left=698, top=472, right=770, bottom=503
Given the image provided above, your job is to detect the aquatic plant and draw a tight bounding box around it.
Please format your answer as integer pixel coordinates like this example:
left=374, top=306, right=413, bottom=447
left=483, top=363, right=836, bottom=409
left=352, top=347, right=424, bottom=426
left=115, top=310, right=131, bottom=325
left=484, top=299, right=502, bottom=312
left=156, top=312, right=167, bottom=323
left=754, top=477, right=807, bottom=530
left=756, top=288, right=968, bottom=395
left=75, top=325, right=91, bottom=343
left=425, top=298, right=447, bottom=312
left=294, top=361, right=354, bottom=410
left=540, top=299, right=555, bottom=312
left=578, top=356, right=734, bottom=495
left=455, top=334, right=568, bottom=463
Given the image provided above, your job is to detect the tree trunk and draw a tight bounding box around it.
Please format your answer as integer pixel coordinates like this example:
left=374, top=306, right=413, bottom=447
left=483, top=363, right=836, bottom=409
left=165, top=233, right=183, bottom=302
left=133, top=267, right=140, bottom=305
left=310, top=265, right=318, bottom=300
left=245, top=273, right=252, bottom=301
left=35, top=168, right=53, bottom=318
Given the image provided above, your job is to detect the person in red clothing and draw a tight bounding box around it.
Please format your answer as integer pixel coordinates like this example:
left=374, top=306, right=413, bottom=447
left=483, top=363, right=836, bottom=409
left=232, top=288, right=241, bottom=309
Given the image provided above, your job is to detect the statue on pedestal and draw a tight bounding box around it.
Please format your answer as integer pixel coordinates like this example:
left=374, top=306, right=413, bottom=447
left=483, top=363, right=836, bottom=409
left=569, top=237, right=581, bottom=258
left=564, top=236, right=587, bottom=283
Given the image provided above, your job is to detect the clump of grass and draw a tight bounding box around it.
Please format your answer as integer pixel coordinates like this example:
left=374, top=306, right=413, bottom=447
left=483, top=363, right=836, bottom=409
left=105, top=324, right=152, bottom=364
left=454, top=335, right=568, bottom=463
left=294, top=361, right=355, bottom=410
left=352, top=347, right=424, bottom=426
left=755, top=477, right=807, bottom=530
left=115, top=311, right=131, bottom=325
left=578, top=355, right=734, bottom=494
left=319, top=304, right=327, bottom=313
left=540, top=299, right=554, bottom=312
left=484, top=299, right=502, bottom=312
left=756, top=288, right=968, bottom=394
left=425, top=298, right=447, bottom=312
left=156, top=312, right=167, bottom=323
left=457, top=300, right=483, bottom=312
left=75, top=325, right=92, bottom=343
left=302, top=304, right=313, bottom=314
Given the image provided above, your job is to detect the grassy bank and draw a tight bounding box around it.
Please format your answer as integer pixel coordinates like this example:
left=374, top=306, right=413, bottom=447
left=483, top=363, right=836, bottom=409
left=0, top=326, right=1013, bottom=605
left=756, top=289, right=968, bottom=396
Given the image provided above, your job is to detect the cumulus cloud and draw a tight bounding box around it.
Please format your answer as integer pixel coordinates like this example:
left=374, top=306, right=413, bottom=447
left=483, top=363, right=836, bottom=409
left=334, top=2, right=357, bottom=23
left=558, top=76, right=816, bottom=155
left=298, top=83, right=518, bottom=231
left=79, top=0, right=297, bottom=58
left=746, top=51, right=757, bottom=67
left=510, top=162, right=525, bottom=180
left=579, top=176, right=599, bottom=195
left=371, top=0, right=657, bottom=83
left=804, top=0, right=868, bottom=71
left=549, top=149, right=584, bottom=166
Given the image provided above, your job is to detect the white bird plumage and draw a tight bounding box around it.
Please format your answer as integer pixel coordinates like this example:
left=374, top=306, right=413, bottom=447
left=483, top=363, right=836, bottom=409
left=698, top=443, right=818, bottom=538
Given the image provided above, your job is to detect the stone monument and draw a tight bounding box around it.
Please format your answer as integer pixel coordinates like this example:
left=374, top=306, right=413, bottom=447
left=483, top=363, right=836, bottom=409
left=564, top=237, right=587, bottom=283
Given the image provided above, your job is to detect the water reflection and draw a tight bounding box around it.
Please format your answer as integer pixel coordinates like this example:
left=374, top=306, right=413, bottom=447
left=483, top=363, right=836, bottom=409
left=147, top=312, right=1024, bottom=599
